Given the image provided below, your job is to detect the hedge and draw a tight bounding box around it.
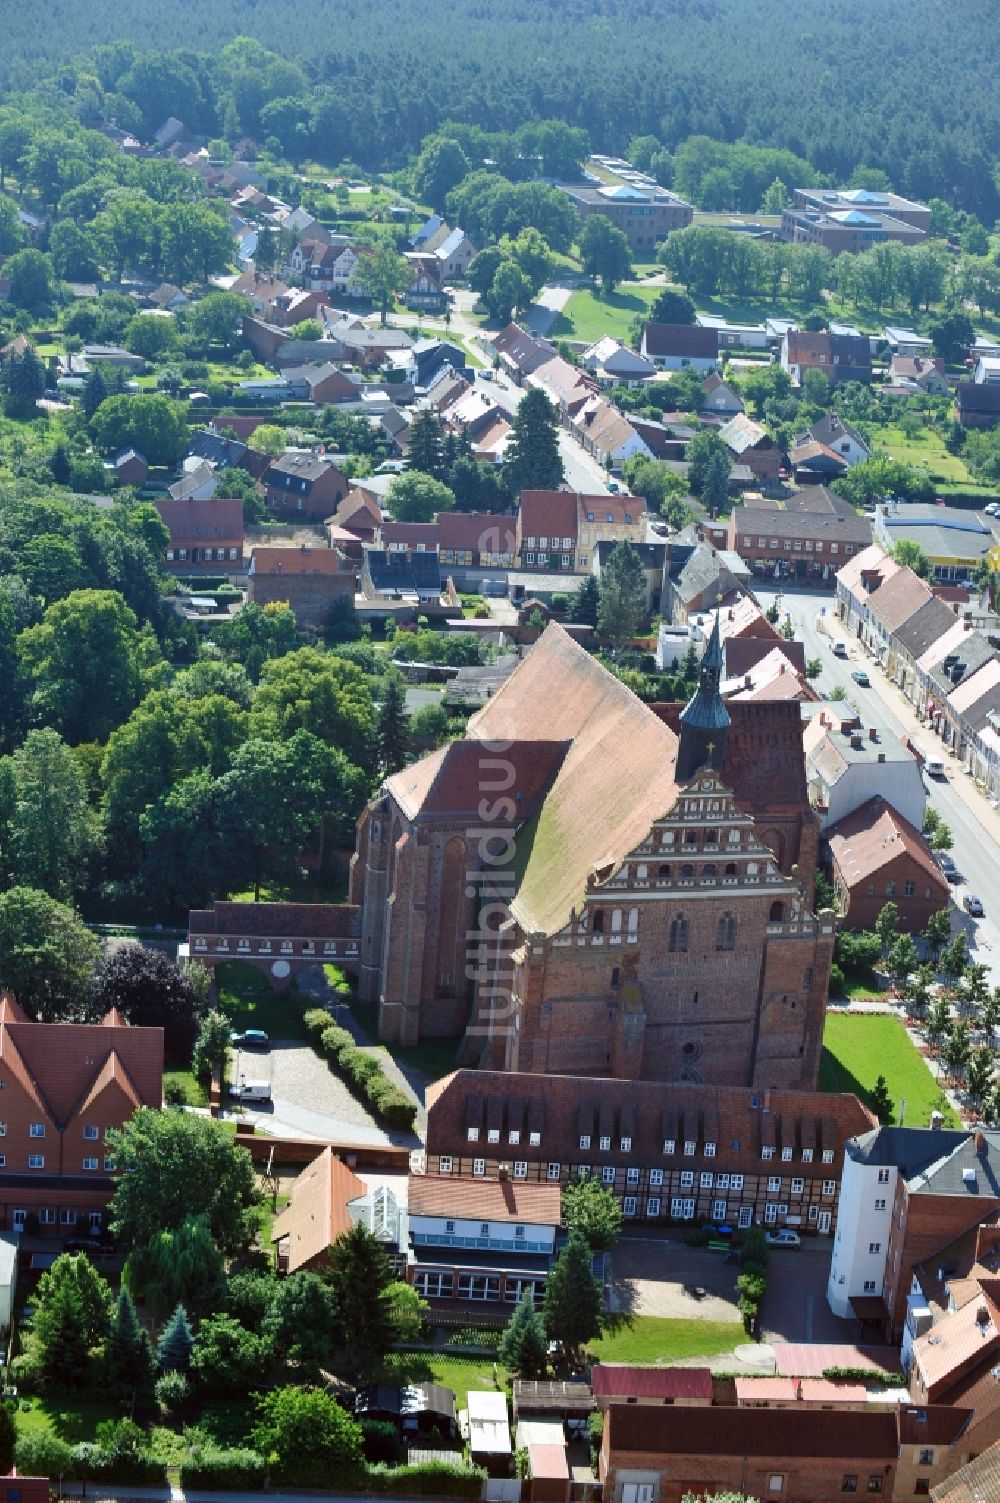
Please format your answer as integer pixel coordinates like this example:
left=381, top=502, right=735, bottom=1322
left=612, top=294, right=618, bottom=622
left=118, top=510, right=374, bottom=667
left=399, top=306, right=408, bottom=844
left=311, top=1023, right=417, bottom=1132
left=360, top=1461, right=487, bottom=1497
left=14, top=1435, right=167, bottom=1486
left=180, top=1448, right=268, bottom=1489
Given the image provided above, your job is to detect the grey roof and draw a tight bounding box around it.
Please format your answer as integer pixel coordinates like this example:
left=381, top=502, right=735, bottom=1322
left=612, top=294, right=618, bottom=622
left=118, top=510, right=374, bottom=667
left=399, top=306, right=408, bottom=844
left=268, top=451, right=339, bottom=484
left=674, top=545, right=732, bottom=604
left=680, top=612, right=731, bottom=732
left=894, top=596, right=961, bottom=659
left=594, top=540, right=667, bottom=569
left=846, top=1126, right=969, bottom=1179
left=928, top=632, right=996, bottom=697
left=187, top=430, right=249, bottom=468
left=907, top=1131, right=1000, bottom=1197
left=809, top=411, right=868, bottom=453
left=735, top=500, right=872, bottom=546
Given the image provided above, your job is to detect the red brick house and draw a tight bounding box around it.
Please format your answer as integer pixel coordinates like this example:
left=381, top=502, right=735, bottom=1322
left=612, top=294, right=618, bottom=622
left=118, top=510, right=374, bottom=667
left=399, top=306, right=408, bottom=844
left=600, top=1404, right=899, bottom=1503
left=718, top=412, right=781, bottom=483
left=247, top=544, right=356, bottom=629
left=0, top=992, right=162, bottom=1236
left=331, top=487, right=383, bottom=543
left=154, top=495, right=244, bottom=570
left=727, top=489, right=872, bottom=583
left=515, top=491, right=579, bottom=571
left=825, top=796, right=950, bottom=933
left=264, top=452, right=349, bottom=522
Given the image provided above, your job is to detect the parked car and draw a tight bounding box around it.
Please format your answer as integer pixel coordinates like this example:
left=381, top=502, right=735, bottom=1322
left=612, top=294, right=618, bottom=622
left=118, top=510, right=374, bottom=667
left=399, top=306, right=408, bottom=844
left=937, top=853, right=960, bottom=882
left=964, top=894, right=985, bottom=917
left=851, top=669, right=871, bottom=686
left=831, top=641, right=848, bottom=658
left=230, top=1029, right=270, bottom=1049
left=765, top=1229, right=801, bottom=1249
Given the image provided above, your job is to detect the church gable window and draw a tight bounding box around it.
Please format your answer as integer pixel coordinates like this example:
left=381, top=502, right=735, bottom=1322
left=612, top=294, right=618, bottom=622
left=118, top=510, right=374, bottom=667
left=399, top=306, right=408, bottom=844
left=668, top=916, right=688, bottom=953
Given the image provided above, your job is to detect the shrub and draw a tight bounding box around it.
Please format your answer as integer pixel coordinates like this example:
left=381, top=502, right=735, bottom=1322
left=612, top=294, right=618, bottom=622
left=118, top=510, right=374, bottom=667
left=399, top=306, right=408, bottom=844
left=312, top=1027, right=417, bottom=1132
left=155, top=1370, right=190, bottom=1414
left=361, top=1461, right=486, bottom=1497
left=15, top=1432, right=76, bottom=1478
left=304, top=1007, right=333, bottom=1037
left=829, top=962, right=846, bottom=997
left=180, top=1447, right=267, bottom=1489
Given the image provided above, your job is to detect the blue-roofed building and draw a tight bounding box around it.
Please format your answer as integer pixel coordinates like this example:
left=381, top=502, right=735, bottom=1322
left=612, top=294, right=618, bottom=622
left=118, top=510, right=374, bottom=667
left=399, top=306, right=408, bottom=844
left=562, top=180, right=693, bottom=251
left=782, top=186, right=929, bottom=251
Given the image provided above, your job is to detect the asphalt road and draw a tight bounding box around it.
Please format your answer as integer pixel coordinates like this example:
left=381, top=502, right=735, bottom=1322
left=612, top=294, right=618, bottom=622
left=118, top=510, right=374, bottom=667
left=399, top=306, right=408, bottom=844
left=471, top=368, right=612, bottom=496
left=756, top=584, right=1000, bottom=982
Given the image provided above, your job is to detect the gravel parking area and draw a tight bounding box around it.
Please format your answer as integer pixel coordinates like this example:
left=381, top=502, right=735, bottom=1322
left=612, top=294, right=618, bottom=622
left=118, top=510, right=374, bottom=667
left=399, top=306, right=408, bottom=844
left=607, top=1236, right=741, bottom=1321
left=232, top=1040, right=406, bottom=1146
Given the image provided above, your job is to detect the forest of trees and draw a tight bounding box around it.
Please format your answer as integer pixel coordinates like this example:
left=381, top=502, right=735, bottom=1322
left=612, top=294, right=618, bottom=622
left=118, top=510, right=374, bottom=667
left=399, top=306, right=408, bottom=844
left=0, top=0, right=996, bottom=220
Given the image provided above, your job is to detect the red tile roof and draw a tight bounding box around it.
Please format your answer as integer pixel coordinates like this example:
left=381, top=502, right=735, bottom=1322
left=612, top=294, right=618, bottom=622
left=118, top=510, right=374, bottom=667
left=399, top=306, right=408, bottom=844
left=250, top=545, right=351, bottom=576
left=385, top=740, right=566, bottom=822
left=591, top=1365, right=712, bottom=1400
left=826, top=797, right=947, bottom=891
left=772, top=1343, right=900, bottom=1378
left=154, top=495, right=244, bottom=547
left=0, top=1010, right=162, bottom=1126
left=518, top=491, right=580, bottom=542
left=438, top=512, right=516, bottom=554
left=271, top=1147, right=367, bottom=1271
left=408, top=1175, right=561, bottom=1225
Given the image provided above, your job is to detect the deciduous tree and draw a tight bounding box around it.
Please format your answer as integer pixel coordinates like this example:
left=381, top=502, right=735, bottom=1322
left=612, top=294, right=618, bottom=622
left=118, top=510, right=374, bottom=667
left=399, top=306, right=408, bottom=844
left=0, top=886, right=100, bottom=1021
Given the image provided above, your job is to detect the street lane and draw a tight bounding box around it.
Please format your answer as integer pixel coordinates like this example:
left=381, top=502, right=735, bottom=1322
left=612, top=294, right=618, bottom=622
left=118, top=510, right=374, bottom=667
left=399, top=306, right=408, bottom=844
left=754, top=585, right=1000, bottom=981
left=471, top=369, right=612, bottom=496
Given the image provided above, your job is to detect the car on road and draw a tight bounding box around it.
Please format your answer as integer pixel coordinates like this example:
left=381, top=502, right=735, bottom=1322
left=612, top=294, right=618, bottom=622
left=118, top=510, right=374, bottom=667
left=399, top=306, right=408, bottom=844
left=937, top=853, right=960, bottom=882
left=765, top=1229, right=801, bottom=1249
left=851, top=669, right=871, bottom=686
left=964, top=895, right=985, bottom=917
left=480, top=369, right=494, bottom=381
left=831, top=641, right=848, bottom=658
left=230, top=1029, right=270, bottom=1049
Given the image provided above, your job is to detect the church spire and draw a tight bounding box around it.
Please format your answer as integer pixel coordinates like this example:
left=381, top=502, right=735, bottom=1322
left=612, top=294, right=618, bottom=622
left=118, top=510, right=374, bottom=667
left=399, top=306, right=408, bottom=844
left=675, top=611, right=730, bottom=782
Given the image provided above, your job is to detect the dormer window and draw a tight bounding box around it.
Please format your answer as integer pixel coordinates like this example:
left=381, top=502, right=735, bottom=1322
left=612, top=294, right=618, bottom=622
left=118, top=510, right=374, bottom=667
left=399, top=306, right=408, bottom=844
left=467, top=1127, right=479, bottom=1142
left=488, top=1129, right=500, bottom=1143
left=579, top=1135, right=591, bottom=1150
left=509, top=1130, right=520, bottom=1145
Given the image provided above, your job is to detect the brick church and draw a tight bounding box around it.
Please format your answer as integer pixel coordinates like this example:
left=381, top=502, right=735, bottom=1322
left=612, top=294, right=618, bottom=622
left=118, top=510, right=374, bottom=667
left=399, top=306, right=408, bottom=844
left=350, top=620, right=834, bottom=1090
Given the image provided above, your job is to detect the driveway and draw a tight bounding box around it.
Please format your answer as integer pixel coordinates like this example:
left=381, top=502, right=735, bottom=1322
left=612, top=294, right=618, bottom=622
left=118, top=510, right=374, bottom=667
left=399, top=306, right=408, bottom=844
left=230, top=1040, right=403, bottom=1146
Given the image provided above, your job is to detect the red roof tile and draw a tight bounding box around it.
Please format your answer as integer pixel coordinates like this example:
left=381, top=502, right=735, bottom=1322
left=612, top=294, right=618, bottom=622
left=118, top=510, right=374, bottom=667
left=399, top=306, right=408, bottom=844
left=591, top=1365, right=712, bottom=1400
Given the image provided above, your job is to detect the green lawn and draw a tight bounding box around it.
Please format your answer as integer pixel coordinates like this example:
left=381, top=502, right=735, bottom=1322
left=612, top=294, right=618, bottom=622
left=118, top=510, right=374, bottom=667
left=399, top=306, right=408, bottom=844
left=385, top=1352, right=509, bottom=1413
left=162, top=1069, right=208, bottom=1107
left=872, top=425, right=988, bottom=488
left=18, top=1396, right=119, bottom=1442
left=216, top=960, right=310, bottom=1042
left=588, top=1316, right=741, bottom=1366
left=557, top=284, right=661, bottom=344
left=819, top=1012, right=960, bottom=1127
left=338, top=983, right=460, bottom=1082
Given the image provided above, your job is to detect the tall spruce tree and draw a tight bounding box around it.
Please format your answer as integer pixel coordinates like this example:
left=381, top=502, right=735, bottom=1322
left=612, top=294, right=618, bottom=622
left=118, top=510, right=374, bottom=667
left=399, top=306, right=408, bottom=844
left=502, top=387, right=564, bottom=494
left=327, top=1223, right=396, bottom=1373
left=106, top=1286, right=153, bottom=1398
left=568, top=574, right=600, bottom=627
left=377, top=674, right=410, bottom=775
left=542, top=1232, right=602, bottom=1359
left=498, top=1290, right=548, bottom=1378
left=597, top=541, right=646, bottom=651
left=155, top=1303, right=194, bottom=1373
left=406, top=411, right=445, bottom=478
left=1, top=344, right=45, bottom=419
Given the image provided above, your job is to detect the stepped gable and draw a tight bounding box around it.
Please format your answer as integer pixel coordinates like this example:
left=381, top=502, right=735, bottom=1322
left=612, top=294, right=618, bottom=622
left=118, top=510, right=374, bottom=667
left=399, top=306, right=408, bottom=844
left=468, top=625, right=680, bottom=936
left=385, top=739, right=569, bottom=822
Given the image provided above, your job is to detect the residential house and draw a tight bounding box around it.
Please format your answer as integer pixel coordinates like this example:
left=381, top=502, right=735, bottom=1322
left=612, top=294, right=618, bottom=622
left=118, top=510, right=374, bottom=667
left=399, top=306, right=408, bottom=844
left=433, top=228, right=476, bottom=280
left=153, top=116, right=186, bottom=150
left=580, top=337, right=656, bottom=386
left=407, top=1176, right=560, bottom=1312
left=409, top=215, right=446, bottom=252
left=695, top=313, right=768, bottom=350
left=561, top=182, right=693, bottom=252
left=825, top=796, right=949, bottom=932
left=146, top=283, right=188, bottom=312
left=155, top=494, right=244, bottom=571
left=289, top=362, right=360, bottom=404
left=804, top=706, right=926, bottom=830
left=837, top=544, right=902, bottom=638
left=104, top=448, right=148, bottom=487
left=937, top=656, right=1000, bottom=769
left=640, top=323, right=719, bottom=372
left=574, top=492, right=649, bottom=571
left=574, top=395, right=652, bottom=468
left=954, top=382, right=1000, bottom=429
left=288, top=237, right=359, bottom=294
left=186, top=428, right=271, bottom=481
left=515, top=491, right=579, bottom=572
left=718, top=412, right=781, bottom=483
left=0, top=990, right=162, bottom=1236
left=872, top=505, right=996, bottom=583
left=490, top=323, right=555, bottom=384
left=321, top=320, right=414, bottom=371
left=723, top=646, right=817, bottom=704
left=808, top=411, right=871, bottom=467
left=402, top=257, right=447, bottom=312
left=264, top=451, right=349, bottom=522
left=272, top=1145, right=403, bottom=1274
left=973, top=355, right=1000, bottom=385
left=931, top=1443, right=1000, bottom=1502
left=701, top=372, right=744, bottom=418
left=662, top=541, right=745, bottom=625
left=601, top=1405, right=899, bottom=1503
left=438, top=512, right=516, bottom=571
left=889, top=593, right=961, bottom=700
left=915, top=618, right=989, bottom=720
left=727, top=489, right=872, bottom=583
left=527, top=355, right=596, bottom=420
left=725, top=634, right=805, bottom=681
left=331, top=488, right=383, bottom=544
left=0, top=333, right=32, bottom=366
left=781, top=330, right=872, bottom=386
left=247, top=544, right=356, bottom=630
left=424, top=1069, right=875, bottom=1238
left=81, top=344, right=146, bottom=373
left=865, top=566, right=939, bottom=667
left=890, top=356, right=950, bottom=394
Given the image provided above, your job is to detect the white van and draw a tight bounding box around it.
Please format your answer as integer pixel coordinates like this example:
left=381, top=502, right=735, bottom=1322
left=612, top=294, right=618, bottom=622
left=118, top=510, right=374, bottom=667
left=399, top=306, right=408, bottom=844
left=920, top=748, right=946, bottom=778
left=230, top=1080, right=271, bottom=1102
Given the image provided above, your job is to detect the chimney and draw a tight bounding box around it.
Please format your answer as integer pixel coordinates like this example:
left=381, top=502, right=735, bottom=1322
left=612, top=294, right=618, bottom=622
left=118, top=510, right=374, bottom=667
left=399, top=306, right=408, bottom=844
left=877, top=753, right=885, bottom=763
left=764, top=1088, right=773, bottom=1112
left=869, top=728, right=878, bottom=741
left=976, top=1304, right=991, bottom=1331
left=976, top=1131, right=986, bottom=1154
left=931, top=1110, right=944, bottom=1130
left=850, top=735, right=863, bottom=749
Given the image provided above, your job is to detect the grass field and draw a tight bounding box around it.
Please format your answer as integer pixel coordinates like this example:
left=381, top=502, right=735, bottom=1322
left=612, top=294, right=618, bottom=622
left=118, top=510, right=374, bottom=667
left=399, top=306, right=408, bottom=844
left=17, top=1396, right=118, bottom=1442
left=587, top=1315, right=741, bottom=1366
left=216, top=960, right=310, bottom=1042
left=556, top=284, right=660, bottom=343
left=872, top=425, right=989, bottom=488
left=385, top=1351, right=509, bottom=1413
left=819, top=1012, right=960, bottom=1128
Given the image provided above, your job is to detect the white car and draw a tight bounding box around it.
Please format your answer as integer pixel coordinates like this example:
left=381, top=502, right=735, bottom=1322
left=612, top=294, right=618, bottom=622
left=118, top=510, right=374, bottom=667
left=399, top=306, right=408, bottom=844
left=765, top=1228, right=801, bottom=1249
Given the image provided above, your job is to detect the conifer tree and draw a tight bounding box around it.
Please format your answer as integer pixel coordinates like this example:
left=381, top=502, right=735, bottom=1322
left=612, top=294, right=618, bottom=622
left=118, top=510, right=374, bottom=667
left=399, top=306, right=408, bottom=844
left=377, top=674, right=410, bottom=775
left=542, top=1232, right=602, bottom=1359
left=502, top=387, right=564, bottom=495
left=406, top=411, right=445, bottom=478
left=106, top=1286, right=153, bottom=1398
left=568, top=575, right=599, bottom=627
left=155, top=1303, right=194, bottom=1373
left=499, top=1290, right=548, bottom=1378
left=597, top=541, right=646, bottom=651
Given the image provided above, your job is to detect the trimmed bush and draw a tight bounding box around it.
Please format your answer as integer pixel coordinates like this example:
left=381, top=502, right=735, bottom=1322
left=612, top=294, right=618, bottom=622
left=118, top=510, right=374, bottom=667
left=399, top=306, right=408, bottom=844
left=304, top=1007, right=333, bottom=1037
left=360, top=1419, right=403, bottom=1465
left=180, top=1448, right=267, bottom=1489
left=314, top=1027, right=417, bottom=1132
left=15, top=1432, right=76, bottom=1478
left=362, top=1461, right=487, bottom=1497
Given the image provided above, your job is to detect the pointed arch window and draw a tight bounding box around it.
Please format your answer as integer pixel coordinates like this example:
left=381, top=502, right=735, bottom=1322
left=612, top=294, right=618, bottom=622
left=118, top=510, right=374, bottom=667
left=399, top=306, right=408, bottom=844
left=668, top=915, right=688, bottom=953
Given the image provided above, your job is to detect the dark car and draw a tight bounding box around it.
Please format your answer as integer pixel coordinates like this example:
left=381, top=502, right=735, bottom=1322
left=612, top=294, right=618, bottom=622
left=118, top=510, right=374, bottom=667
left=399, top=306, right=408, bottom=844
left=937, top=853, right=960, bottom=882
left=851, top=669, right=871, bottom=687
left=230, top=1029, right=270, bottom=1049
left=964, top=895, right=985, bottom=917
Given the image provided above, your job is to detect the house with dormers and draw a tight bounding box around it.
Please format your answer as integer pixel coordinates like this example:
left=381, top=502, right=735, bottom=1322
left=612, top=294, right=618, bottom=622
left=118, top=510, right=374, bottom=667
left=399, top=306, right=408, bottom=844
left=0, top=992, right=162, bottom=1236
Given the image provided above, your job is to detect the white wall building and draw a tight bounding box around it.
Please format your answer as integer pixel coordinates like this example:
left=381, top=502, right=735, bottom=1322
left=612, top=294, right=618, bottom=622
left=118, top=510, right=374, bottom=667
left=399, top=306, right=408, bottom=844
left=827, top=1132, right=899, bottom=1319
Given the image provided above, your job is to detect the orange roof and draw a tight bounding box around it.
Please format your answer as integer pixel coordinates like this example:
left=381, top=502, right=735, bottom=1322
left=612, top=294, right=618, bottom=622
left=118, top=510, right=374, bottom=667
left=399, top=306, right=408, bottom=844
left=408, top=1175, right=560, bottom=1225
left=271, top=1146, right=367, bottom=1271
left=734, top=1377, right=868, bottom=1404
left=251, top=545, right=349, bottom=576
left=913, top=1291, right=1000, bottom=1392
left=0, top=1010, right=161, bottom=1127
left=71, top=1050, right=142, bottom=1121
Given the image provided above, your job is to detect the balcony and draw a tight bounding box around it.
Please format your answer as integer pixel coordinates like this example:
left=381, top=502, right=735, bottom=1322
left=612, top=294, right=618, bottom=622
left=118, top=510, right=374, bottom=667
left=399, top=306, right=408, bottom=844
left=411, top=1232, right=550, bottom=1254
